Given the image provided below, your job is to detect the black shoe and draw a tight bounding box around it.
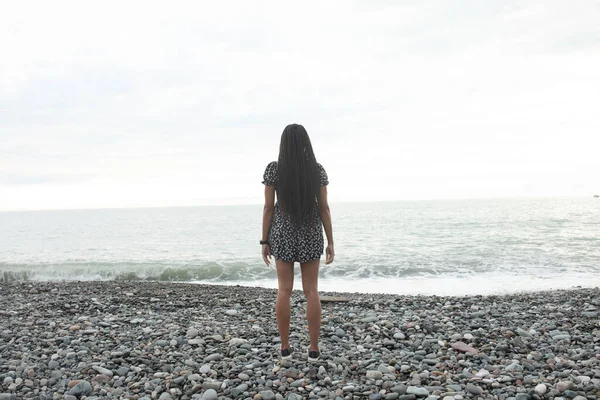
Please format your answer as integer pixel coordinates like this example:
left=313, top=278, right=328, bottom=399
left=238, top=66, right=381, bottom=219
left=280, top=348, right=293, bottom=361
left=307, top=349, right=321, bottom=363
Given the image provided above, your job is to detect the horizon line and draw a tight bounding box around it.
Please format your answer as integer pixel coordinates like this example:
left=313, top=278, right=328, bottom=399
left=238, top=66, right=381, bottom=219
left=0, top=194, right=594, bottom=213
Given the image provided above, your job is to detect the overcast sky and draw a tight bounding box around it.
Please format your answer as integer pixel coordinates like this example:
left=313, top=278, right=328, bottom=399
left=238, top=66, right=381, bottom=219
left=1, top=1, right=599, bottom=211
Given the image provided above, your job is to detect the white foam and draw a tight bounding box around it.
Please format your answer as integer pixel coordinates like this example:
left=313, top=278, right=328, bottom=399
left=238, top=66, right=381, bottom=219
left=194, top=271, right=600, bottom=296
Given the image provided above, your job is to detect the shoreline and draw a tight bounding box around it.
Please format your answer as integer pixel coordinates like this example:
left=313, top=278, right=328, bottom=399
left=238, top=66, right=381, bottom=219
left=1, top=281, right=599, bottom=400
left=4, top=273, right=600, bottom=297
left=186, top=279, right=600, bottom=298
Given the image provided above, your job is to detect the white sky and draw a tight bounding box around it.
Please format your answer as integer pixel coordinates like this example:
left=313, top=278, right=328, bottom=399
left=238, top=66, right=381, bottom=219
left=1, top=1, right=599, bottom=211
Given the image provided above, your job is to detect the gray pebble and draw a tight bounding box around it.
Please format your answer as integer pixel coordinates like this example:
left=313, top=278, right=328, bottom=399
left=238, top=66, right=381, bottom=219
left=202, top=389, right=218, bottom=400
left=261, top=390, right=276, bottom=400
left=366, top=371, right=383, bottom=379
left=515, top=394, right=531, bottom=400
left=92, top=366, right=113, bottom=377
left=392, top=385, right=408, bottom=395
left=466, top=383, right=483, bottom=395
left=199, top=364, right=211, bottom=374
left=398, top=395, right=417, bottom=400
left=407, top=386, right=429, bottom=397
left=204, top=353, right=222, bottom=362
left=67, top=380, right=93, bottom=397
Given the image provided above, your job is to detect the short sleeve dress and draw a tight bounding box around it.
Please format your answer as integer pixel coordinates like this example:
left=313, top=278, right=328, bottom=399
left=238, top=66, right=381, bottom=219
left=262, top=161, right=329, bottom=264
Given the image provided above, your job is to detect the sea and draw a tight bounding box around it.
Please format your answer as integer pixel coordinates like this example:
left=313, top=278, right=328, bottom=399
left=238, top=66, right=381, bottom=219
left=1, top=197, right=599, bottom=296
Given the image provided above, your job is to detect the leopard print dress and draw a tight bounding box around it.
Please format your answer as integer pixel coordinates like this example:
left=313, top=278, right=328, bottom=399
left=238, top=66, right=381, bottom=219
left=262, top=161, right=329, bottom=264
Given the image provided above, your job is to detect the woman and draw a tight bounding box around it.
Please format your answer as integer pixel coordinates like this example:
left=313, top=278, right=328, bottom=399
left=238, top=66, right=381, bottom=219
left=261, top=123, right=334, bottom=363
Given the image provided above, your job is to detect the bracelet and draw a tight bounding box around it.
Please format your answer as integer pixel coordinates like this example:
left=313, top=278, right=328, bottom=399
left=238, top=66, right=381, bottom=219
left=260, top=240, right=269, bottom=245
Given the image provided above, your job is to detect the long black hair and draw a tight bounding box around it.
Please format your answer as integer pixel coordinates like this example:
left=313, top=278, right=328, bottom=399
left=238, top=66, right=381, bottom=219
left=277, top=124, right=320, bottom=223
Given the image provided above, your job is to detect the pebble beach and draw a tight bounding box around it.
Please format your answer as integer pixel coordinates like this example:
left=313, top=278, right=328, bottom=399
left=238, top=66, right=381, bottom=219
left=1, top=282, right=599, bottom=400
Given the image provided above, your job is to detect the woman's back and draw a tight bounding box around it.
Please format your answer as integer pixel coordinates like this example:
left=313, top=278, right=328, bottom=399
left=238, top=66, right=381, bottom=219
left=260, top=123, right=334, bottom=363
left=262, top=160, right=329, bottom=224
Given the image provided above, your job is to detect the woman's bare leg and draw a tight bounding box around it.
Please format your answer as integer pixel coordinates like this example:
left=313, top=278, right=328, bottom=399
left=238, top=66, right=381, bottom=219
left=276, top=260, right=294, bottom=350
left=300, top=259, right=321, bottom=351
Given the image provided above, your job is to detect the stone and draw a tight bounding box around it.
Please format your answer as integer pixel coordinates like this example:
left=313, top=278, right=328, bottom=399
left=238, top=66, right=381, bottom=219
left=576, top=376, right=590, bottom=384
left=553, top=334, right=571, bottom=340
left=203, top=380, right=222, bottom=391
left=92, top=374, right=111, bottom=384
left=406, top=386, right=429, bottom=397
left=202, top=389, right=218, bottom=400
left=515, top=394, right=531, bottom=400
left=505, top=362, right=523, bottom=372
left=366, top=371, right=383, bottom=379
left=92, top=366, right=113, bottom=377
left=516, top=328, right=532, bottom=338
left=225, top=309, right=238, bottom=316
left=392, top=385, right=408, bottom=395
left=451, top=341, right=478, bottom=354
left=260, top=391, right=276, bottom=400
left=204, top=353, right=222, bottom=362
left=229, top=338, right=247, bottom=346
left=361, top=316, right=379, bottom=323
left=187, top=328, right=200, bottom=338
left=535, top=383, right=547, bottom=395
left=398, top=396, right=417, bottom=400
left=200, top=364, right=211, bottom=374
left=466, top=383, right=483, bottom=395
left=67, top=380, right=93, bottom=397
left=378, top=364, right=393, bottom=373
left=556, top=381, right=573, bottom=392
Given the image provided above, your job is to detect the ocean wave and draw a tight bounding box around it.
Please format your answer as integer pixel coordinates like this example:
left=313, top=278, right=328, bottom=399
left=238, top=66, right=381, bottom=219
left=2, top=258, right=595, bottom=283
left=0, top=261, right=274, bottom=282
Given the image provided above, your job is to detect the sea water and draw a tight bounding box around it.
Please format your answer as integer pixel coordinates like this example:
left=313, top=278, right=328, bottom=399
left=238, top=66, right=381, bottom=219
left=1, top=197, right=599, bottom=295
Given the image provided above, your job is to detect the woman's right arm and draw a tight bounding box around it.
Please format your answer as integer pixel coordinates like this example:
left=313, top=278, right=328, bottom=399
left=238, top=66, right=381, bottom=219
left=319, top=186, right=335, bottom=264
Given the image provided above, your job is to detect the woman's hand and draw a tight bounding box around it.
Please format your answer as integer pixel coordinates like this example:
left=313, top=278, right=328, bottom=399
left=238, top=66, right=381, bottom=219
left=325, top=243, right=335, bottom=265
left=262, top=244, right=272, bottom=267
